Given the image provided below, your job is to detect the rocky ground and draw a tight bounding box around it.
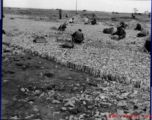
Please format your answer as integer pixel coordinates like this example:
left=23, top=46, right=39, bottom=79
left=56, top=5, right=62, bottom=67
left=3, top=14, right=151, bottom=88
left=1, top=44, right=150, bottom=120
left=2, top=14, right=150, bottom=120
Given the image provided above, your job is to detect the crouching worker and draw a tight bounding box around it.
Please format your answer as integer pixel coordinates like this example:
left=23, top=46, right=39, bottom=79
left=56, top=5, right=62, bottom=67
left=91, top=18, right=97, bottom=25
left=110, top=24, right=126, bottom=40
left=134, top=23, right=142, bottom=31
left=137, top=28, right=149, bottom=37
left=144, top=35, right=151, bottom=53
left=58, top=22, right=68, bottom=31
left=143, top=35, right=151, bottom=53
left=72, top=29, right=84, bottom=44
left=84, top=16, right=90, bottom=25
left=119, top=21, right=128, bottom=29
left=69, top=17, right=74, bottom=23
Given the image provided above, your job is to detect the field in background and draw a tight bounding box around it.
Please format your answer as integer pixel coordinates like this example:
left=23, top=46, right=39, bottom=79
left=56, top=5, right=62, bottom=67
left=3, top=7, right=151, bottom=23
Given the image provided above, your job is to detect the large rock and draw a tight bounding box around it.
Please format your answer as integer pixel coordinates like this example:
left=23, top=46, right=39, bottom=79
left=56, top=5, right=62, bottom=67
left=44, top=72, right=54, bottom=77
left=103, top=27, right=116, bottom=34
left=60, top=41, right=74, bottom=48
left=33, top=37, right=47, bottom=43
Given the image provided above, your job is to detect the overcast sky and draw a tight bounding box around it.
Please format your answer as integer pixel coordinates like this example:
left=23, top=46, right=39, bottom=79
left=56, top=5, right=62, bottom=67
left=3, top=0, right=151, bottom=13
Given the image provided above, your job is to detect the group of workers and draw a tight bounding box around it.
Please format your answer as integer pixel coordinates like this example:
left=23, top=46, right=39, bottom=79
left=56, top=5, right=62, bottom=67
left=134, top=23, right=149, bottom=37
left=57, top=17, right=150, bottom=52
left=103, top=21, right=150, bottom=40
left=58, top=16, right=98, bottom=31
left=58, top=17, right=75, bottom=31
left=84, top=16, right=97, bottom=25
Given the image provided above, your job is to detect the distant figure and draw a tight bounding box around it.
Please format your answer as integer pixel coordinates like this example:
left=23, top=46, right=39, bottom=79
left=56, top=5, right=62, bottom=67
left=119, top=21, right=127, bottom=29
left=134, top=23, right=142, bottom=31
left=148, top=13, right=151, bottom=18
left=58, top=22, right=68, bottom=31
left=72, top=29, right=84, bottom=43
left=110, top=24, right=126, bottom=40
left=91, top=18, right=97, bottom=25
left=144, top=35, right=151, bottom=53
left=84, top=16, right=90, bottom=25
left=137, top=28, right=149, bottom=37
left=69, top=17, right=74, bottom=23
left=59, top=9, right=62, bottom=19
left=2, top=30, right=6, bottom=34
left=132, top=13, right=135, bottom=19
left=65, top=14, right=69, bottom=18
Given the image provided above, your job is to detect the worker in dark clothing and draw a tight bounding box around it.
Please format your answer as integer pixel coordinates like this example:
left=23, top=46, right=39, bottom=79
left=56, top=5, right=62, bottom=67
left=2, top=30, right=6, bottom=34
left=59, top=9, right=62, bottom=19
left=119, top=21, right=127, bottom=29
left=65, top=14, right=69, bottom=18
left=72, top=29, right=84, bottom=43
left=58, top=22, right=67, bottom=31
left=148, top=13, right=150, bottom=18
left=91, top=18, right=97, bottom=25
left=132, top=13, right=135, bottom=19
left=144, top=35, right=151, bottom=53
left=134, top=23, right=142, bottom=31
left=111, top=25, right=126, bottom=40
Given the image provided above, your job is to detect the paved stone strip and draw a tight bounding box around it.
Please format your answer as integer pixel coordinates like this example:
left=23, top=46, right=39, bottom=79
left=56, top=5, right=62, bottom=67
left=2, top=40, right=150, bottom=94
left=2, top=41, right=126, bottom=82
left=2, top=32, right=150, bottom=90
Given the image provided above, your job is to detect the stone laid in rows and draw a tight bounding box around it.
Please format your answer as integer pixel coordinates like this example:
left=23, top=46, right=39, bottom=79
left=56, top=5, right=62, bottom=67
left=2, top=38, right=150, bottom=91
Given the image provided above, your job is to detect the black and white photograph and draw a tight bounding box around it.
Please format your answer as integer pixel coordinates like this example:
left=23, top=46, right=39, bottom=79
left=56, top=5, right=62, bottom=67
left=1, top=0, right=151, bottom=119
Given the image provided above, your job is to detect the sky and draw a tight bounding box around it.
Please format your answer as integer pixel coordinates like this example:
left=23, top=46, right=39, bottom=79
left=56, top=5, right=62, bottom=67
left=3, top=0, right=151, bottom=13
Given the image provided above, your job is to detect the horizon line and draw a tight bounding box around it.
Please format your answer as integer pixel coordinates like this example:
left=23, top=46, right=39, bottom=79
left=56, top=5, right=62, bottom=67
left=3, top=6, right=149, bottom=14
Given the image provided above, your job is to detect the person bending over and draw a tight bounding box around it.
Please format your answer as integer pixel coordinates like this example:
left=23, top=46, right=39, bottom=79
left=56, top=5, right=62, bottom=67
left=111, top=25, right=126, bottom=40
left=91, top=18, right=97, bottom=25
left=137, top=28, right=149, bottom=37
left=134, top=23, right=142, bottom=31
left=58, top=22, right=67, bottom=31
